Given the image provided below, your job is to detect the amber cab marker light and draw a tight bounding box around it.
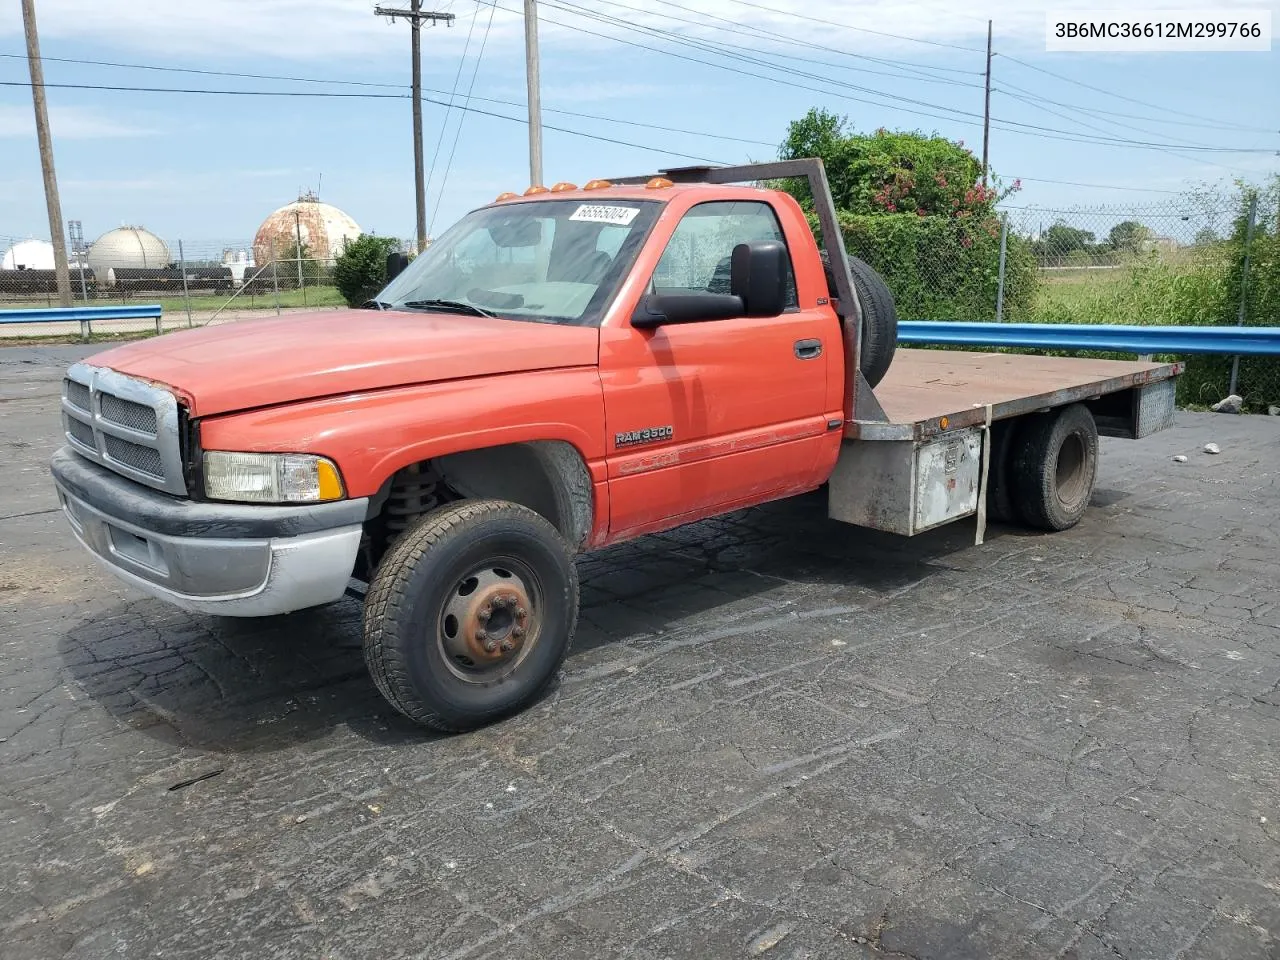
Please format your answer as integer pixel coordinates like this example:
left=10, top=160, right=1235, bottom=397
left=583, top=179, right=612, bottom=190
left=939, top=416, right=950, bottom=430
left=645, top=177, right=674, bottom=189
left=494, top=191, right=519, bottom=202
left=523, top=185, right=550, bottom=196
left=550, top=181, right=578, bottom=192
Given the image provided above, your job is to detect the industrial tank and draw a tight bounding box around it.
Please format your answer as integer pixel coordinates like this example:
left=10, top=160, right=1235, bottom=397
left=2, top=238, right=56, bottom=270
left=87, top=226, right=171, bottom=275
left=253, top=191, right=361, bottom=265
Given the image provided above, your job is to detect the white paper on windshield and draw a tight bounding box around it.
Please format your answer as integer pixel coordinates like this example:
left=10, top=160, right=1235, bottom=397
left=569, top=204, right=640, bottom=226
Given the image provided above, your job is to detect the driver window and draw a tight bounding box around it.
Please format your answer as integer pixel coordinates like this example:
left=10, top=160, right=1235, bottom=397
left=651, top=200, right=798, bottom=309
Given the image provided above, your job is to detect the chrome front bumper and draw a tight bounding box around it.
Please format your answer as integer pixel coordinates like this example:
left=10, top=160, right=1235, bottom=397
left=51, top=447, right=368, bottom=617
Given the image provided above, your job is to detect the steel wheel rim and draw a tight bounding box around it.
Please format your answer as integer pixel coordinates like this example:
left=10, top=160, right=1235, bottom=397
left=1056, top=433, right=1089, bottom=506
left=437, top=558, right=543, bottom=684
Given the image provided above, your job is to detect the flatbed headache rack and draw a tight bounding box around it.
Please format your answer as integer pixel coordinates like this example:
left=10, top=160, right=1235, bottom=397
left=615, top=160, right=1183, bottom=542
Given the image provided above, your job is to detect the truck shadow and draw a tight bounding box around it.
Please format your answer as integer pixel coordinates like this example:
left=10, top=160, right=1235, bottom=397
left=57, top=490, right=1010, bottom=753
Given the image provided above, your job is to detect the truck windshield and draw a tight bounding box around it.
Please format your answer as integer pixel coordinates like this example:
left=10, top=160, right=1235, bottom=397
left=377, top=199, right=662, bottom=326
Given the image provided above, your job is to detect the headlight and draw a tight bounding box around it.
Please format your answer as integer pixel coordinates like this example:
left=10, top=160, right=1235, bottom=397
left=203, top=451, right=345, bottom=503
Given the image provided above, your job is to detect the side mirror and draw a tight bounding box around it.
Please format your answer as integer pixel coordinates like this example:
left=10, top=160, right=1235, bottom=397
left=386, top=251, right=410, bottom=282
left=632, top=240, right=789, bottom=328
left=633, top=292, right=743, bottom=328
left=730, top=240, right=787, bottom=318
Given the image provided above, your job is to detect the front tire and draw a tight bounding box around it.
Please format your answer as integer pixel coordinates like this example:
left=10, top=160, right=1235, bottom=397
left=362, top=499, right=579, bottom=731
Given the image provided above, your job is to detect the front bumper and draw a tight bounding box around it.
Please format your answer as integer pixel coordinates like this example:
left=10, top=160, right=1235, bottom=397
left=51, top=446, right=369, bottom=617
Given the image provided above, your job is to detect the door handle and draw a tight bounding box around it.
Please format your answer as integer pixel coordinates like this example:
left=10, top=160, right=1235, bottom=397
left=794, top=338, right=822, bottom=360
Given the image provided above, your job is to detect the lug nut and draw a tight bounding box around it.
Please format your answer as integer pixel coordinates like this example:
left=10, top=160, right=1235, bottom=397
left=515, top=607, right=528, bottom=620
left=479, top=604, right=492, bottom=620
left=500, top=639, right=514, bottom=652
left=475, top=629, right=488, bottom=642
left=484, top=639, right=498, bottom=653
left=512, top=626, right=525, bottom=639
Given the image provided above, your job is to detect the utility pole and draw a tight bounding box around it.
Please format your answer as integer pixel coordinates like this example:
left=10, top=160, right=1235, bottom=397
left=981, top=19, right=992, bottom=186
left=375, top=2, right=455, bottom=252
left=524, top=0, right=543, bottom=186
left=21, top=0, right=71, bottom=306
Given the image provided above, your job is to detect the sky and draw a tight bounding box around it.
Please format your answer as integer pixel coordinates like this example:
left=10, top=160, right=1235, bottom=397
left=0, top=0, right=1277, bottom=258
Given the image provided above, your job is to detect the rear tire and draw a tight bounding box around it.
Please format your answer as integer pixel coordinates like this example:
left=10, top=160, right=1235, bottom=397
left=362, top=499, right=578, bottom=731
left=820, top=252, right=898, bottom=388
left=1010, top=404, right=1099, bottom=531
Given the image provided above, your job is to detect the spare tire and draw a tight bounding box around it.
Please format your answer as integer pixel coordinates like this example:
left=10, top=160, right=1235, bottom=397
left=820, top=251, right=898, bottom=388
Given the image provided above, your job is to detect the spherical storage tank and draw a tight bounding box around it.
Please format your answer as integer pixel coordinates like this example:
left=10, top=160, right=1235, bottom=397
left=87, top=226, right=171, bottom=275
left=2, top=239, right=56, bottom=270
left=253, top=191, right=361, bottom=265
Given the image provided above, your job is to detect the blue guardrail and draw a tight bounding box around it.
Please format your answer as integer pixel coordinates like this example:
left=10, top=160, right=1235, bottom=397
left=898, top=321, right=1280, bottom=356
left=0, top=305, right=163, bottom=328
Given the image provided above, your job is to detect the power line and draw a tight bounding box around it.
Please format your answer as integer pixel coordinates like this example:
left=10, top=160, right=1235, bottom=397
left=0, top=80, right=732, bottom=163
left=429, top=0, right=498, bottom=232
left=998, top=53, right=1268, bottom=132
left=0, top=50, right=774, bottom=146
left=589, top=0, right=984, bottom=86
left=1007, top=176, right=1184, bottom=194
left=721, top=0, right=986, bottom=53
left=996, top=76, right=1276, bottom=135
left=423, top=2, right=482, bottom=209
left=488, top=2, right=1275, bottom=155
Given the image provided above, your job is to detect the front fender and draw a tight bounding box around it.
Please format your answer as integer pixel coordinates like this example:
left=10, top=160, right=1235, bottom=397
left=196, top=367, right=607, bottom=498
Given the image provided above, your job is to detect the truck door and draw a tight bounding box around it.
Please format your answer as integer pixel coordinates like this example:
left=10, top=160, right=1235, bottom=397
left=599, top=198, right=840, bottom=541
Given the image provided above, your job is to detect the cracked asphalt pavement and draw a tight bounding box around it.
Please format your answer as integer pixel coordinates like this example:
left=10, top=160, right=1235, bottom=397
left=4, top=344, right=1280, bottom=960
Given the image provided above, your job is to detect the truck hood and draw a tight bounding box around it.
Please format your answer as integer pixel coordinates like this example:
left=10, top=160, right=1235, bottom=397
left=90, top=309, right=601, bottom=416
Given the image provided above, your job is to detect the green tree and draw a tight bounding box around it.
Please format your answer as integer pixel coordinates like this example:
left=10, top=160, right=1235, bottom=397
left=774, top=108, right=1034, bottom=321
left=333, top=233, right=403, bottom=306
left=1193, top=227, right=1219, bottom=246
left=777, top=107, right=1007, bottom=217
left=1107, top=220, right=1152, bottom=252
left=1038, top=222, right=1096, bottom=256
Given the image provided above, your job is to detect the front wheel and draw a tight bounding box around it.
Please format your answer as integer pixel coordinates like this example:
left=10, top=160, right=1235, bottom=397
left=362, top=499, right=579, bottom=731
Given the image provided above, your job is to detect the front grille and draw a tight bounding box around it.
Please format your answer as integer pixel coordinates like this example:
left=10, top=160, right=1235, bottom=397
left=64, top=379, right=91, bottom=411
left=100, top=393, right=158, bottom=434
left=61, top=363, right=186, bottom=495
left=65, top=415, right=95, bottom=448
left=103, top=434, right=164, bottom=478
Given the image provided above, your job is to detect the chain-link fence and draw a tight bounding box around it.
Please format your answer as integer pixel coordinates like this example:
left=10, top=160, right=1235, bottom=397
left=0, top=235, right=351, bottom=337
left=835, top=188, right=1280, bottom=412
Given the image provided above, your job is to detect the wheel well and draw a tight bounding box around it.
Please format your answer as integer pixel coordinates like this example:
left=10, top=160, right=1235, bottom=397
left=359, top=441, right=593, bottom=577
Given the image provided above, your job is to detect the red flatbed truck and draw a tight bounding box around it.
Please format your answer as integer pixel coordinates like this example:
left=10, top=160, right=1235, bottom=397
left=50, top=160, right=1180, bottom=730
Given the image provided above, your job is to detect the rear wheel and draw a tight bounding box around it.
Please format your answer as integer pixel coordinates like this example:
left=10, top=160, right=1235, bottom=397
left=1010, top=404, right=1099, bottom=531
left=820, top=252, right=898, bottom=388
left=362, top=499, right=578, bottom=731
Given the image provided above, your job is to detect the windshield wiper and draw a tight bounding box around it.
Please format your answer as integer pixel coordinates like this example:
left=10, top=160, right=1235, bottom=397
left=400, top=299, right=499, bottom=318
left=361, top=299, right=393, bottom=310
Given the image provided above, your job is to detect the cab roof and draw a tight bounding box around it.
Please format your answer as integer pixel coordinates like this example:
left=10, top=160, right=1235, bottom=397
left=482, top=181, right=781, bottom=209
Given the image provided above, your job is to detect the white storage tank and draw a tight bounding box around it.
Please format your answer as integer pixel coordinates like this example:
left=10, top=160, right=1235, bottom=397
left=2, top=238, right=56, bottom=270
left=87, top=226, right=171, bottom=275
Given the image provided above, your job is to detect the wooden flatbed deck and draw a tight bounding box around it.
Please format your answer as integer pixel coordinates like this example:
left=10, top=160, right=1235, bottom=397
left=849, top=349, right=1182, bottom=440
